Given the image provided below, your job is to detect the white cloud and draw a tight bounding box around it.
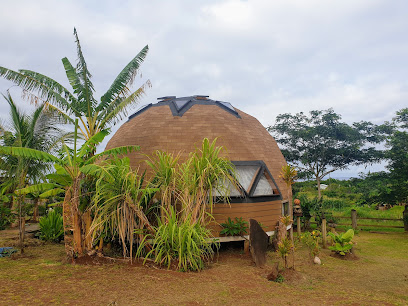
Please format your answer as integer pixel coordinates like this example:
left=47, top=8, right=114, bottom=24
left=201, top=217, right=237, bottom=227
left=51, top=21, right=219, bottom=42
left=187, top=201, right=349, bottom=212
left=1, top=0, right=408, bottom=175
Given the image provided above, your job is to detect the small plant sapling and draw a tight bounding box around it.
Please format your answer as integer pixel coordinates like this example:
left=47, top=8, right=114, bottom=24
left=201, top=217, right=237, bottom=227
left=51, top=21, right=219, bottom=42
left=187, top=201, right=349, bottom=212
left=328, top=229, right=354, bottom=256
left=220, top=217, right=248, bottom=236
left=301, top=230, right=321, bottom=259
left=274, top=274, right=285, bottom=283
left=276, top=237, right=292, bottom=269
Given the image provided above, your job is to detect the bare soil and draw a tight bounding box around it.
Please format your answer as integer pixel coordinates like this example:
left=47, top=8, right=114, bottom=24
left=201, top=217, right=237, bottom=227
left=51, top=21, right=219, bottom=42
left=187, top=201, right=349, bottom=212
left=0, top=228, right=407, bottom=305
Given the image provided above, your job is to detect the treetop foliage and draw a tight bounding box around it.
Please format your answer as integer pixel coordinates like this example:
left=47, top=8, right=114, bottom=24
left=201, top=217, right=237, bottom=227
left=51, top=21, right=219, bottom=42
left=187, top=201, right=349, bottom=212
left=268, top=108, right=390, bottom=181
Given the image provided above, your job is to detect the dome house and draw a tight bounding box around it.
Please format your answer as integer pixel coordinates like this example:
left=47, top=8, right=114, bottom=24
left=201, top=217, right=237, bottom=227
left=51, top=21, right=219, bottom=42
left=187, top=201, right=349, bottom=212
left=105, top=95, right=289, bottom=239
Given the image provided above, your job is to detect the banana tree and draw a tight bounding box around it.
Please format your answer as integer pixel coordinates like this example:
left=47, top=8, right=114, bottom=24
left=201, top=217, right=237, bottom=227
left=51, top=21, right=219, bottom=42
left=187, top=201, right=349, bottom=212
left=0, top=28, right=150, bottom=142
left=0, top=92, right=68, bottom=252
left=1, top=120, right=140, bottom=258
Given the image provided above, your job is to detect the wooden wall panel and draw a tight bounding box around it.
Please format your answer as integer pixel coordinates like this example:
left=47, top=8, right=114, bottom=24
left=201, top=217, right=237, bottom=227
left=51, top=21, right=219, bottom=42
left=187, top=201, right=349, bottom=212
left=208, top=200, right=282, bottom=235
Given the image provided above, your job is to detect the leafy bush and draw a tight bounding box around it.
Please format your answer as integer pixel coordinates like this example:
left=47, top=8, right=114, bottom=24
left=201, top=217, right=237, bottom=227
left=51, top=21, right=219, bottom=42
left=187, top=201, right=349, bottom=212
left=220, top=217, right=248, bottom=236
left=39, top=209, right=64, bottom=242
left=0, top=205, right=14, bottom=230
left=143, top=208, right=219, bottom=271
left=301, top=230, right=320, bottom=258
left=328, top=229, right=354, bottom=256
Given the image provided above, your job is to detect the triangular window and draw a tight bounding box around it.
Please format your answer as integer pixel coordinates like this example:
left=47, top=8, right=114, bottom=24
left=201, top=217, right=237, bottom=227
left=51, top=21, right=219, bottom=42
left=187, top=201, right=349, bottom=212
left=235, top=165, right=260, bottom=192
left=213, top=161, right=280, bottom=199
left=232, top=161, right=280, bottom=198
left=174, top=99, right=191, bottom=111
left=252, top=171, right=274, bottom=196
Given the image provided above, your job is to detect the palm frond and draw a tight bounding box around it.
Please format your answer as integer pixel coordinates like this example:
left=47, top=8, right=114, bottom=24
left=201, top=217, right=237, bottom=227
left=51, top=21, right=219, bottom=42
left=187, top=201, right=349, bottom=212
left=62, top=57, right=83, bottom=95
left=46, top=172, right=72, bottom=187
left=73, top=28, right=96, bottom=116
left=0, top=146, right=60, bottom=164
left=98, top=80, right=151, bottom=128
left=99, top=45, right=149, bottom=111
left=15, top=183, right=60, bottom=195
left=77, top=129, right=110, bottom=158
left=86, top=145, right=140, bottom=165
left=43, top=103, right=75, bottom=125
left=2, top=92, right=25, bottom=138
left=79, top=163, right=104, bottom=176
left=0, top=66, right=79, bottom=114
left=39, top=188, right=65, bottom=198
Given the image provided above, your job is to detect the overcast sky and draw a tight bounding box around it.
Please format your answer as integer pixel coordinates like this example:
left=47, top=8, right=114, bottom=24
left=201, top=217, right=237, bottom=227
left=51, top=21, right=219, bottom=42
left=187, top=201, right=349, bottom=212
left=1, top=0, right=407, bottom=178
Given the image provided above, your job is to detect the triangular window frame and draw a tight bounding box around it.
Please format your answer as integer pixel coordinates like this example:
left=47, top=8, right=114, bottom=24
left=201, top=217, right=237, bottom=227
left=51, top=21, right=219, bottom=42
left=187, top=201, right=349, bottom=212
left=231, top=160, right=281, bottom=199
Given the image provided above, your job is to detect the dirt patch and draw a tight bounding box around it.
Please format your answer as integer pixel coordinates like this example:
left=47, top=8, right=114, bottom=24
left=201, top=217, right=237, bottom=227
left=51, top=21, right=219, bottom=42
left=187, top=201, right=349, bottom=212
left=73, top=254, right=121, bottom=266
left=329, top=251, right=359, bottom=260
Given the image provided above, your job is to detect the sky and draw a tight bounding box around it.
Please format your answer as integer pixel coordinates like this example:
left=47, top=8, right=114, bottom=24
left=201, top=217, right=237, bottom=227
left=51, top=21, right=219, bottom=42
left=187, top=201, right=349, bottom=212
left=1, top=0, right=407, bottom=178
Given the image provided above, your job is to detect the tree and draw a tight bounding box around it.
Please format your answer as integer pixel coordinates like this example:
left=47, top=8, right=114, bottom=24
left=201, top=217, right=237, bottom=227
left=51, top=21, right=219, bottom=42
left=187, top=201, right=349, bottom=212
left=385, top=108, right=408, bottom=204
left=1, top=121, right=139, bottom=258
left=0, top=28, right=150, bottom=141
left=0, top=92, right=66, bottom=252
left=268, top=109, right=388, bottom=199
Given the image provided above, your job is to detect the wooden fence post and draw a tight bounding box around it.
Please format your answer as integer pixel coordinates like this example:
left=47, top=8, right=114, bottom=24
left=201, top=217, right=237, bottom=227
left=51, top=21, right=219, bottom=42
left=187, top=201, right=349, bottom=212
left=351, top=209, right=357, bottom=230
left=322, top=218, right=327, bottom=249
left=403, top=205, right=408, bottom=232
left=297, top=216, right=301, bottom=237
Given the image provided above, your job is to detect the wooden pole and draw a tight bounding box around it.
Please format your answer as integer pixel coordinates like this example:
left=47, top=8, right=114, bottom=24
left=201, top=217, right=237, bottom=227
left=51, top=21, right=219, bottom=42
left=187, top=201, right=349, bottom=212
left=297, top=216, right=301, bottom=237
left=322, top=218, right=327, bottom=249
left=244, top=240, right=250, bottom=255
left=289, top=226, right=294, bottom=243
left=351, top=209, right=358, bottom=230
left=403, top=205, right=408, bottom=232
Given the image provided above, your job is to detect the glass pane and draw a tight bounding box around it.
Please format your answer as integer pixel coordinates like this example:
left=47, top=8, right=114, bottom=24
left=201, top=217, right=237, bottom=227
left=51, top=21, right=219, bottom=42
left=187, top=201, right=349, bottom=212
left=174, top=99, right=190, bottom=110
left=235, top=165, right=259, bottom=192
left=213, top=178, right=241, bottom=197
left=253, top=172, right=274, bottom=196
left=219, top=101, right=235, bottom=111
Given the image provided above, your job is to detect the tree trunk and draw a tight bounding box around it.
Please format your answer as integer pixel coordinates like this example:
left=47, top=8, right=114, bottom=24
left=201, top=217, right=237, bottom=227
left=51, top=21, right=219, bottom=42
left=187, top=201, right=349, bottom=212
left=13, top=195, right=25, bottom=254
left=19, top=217, right=25, bottom=254
left=287, top=189, right=294, bottom=243
left=63, top=188, right=74, bottom=258
left=316, top=177, right=322, bottom=200
left=32, top=198, right=39, bottom=222
left=82, top=210, right=93, bottom=252
left=71, top=177, right=83, bottom=256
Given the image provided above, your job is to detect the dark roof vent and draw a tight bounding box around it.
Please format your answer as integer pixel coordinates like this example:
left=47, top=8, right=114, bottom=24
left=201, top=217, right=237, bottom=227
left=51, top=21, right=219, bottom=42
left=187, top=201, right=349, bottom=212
left=157, top=96, right=176, bottom=101
left=194, top=95, right=209, bottom=100
left=128, top=95, right=241, bottom=121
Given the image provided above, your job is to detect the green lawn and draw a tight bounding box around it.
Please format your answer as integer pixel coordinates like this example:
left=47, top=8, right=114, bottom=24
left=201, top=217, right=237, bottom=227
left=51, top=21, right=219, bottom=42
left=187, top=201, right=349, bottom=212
left=1, top=228, right=407, bottom=305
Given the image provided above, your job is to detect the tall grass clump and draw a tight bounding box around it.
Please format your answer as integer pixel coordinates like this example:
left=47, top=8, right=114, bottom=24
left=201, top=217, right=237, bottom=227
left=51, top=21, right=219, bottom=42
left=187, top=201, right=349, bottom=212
left=140, top=138, right=235, bottom=271
left=146, top=138, right=237, bottom=224
left=90, top=157, right=158, bottom=261
left=142, top=207, right=218, bottom=271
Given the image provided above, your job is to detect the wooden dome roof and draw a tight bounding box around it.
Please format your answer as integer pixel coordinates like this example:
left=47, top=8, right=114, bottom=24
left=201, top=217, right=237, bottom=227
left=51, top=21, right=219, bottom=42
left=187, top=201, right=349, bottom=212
left=105, top=95, right=289, bottom=201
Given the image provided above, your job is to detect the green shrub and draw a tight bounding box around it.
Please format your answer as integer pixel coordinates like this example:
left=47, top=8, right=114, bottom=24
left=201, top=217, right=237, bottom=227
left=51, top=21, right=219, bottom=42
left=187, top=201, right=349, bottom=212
left=39, top=209, right=64, bottom=242
left=274, top=274, right=285, bottom=283
left=220, top=217, right=248, bottom=236
left=328, top=229, right=354, bottom=256
left=143, top=208, right=219, bottom=271
left=301, top=230, right=320, bottom=258
left=0, top=205, right=14, bottom=230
